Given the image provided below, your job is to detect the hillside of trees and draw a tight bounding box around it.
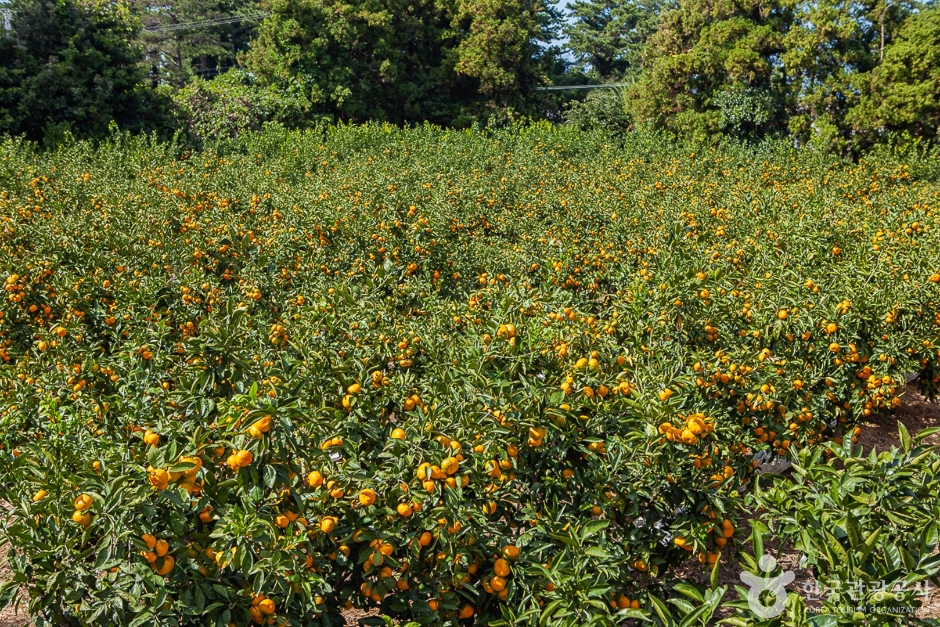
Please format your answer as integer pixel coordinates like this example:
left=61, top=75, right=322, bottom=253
left=0, top=0, right=937, bottom=152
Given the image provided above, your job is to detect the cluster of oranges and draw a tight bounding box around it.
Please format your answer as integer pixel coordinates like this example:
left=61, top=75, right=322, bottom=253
left=141, top=534, right=176, bottom=575
left=657, top=413, right=714, bottom=445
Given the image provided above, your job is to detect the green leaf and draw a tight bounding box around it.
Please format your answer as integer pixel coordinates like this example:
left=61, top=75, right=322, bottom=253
left=750, top=520, right=769, bottom=559
left=168, top=460, right=198, bottom=473
left=673, top=583, right=704, bottom=603
left=898, top=421, right=911, bottom=453
left=710, top=554, right=721, bottom=588
left=538, top=599, right=563, bottom=627
left=678, top=603, right=712, bottom=627
left=808, top=614, right=838, bottom=627
left=581, top=519, right=610, bottom=538
left=648, top=594, right=676, bottom=627
left=0, top=581, right=19, bottom=611
left=583, top=546, right=608, bottom=559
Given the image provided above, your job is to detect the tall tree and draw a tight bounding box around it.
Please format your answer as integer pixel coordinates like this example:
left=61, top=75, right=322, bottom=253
left=0, top=0, right=172, bottom=143
left=242, top=0, right=462, bottom=124
left=242, top=0, right=559, bottom=125
left=450, top=0, right=560, bottom=112
left=564, top=0, right=669, bottom=80
left=627, top=0, right=793, bottom=141
left=849, top=6, right=940, bottom=145
left=781, top=0, right=918, bottom=150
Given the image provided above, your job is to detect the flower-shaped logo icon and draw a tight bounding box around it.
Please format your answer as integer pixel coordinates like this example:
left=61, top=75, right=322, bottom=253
left=740, top=554, right=795, bottom=618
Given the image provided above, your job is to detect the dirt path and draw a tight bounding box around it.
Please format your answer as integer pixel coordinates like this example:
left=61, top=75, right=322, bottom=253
left=2, top=384, right=938, bottom=626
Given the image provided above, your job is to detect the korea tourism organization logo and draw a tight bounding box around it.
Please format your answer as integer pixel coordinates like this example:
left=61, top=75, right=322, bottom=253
left=740, top=553, right=934, bottom=618
left=740, top=554, right=795, bottom=618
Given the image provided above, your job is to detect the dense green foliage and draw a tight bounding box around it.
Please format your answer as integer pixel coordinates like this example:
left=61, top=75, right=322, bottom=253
left=0, top=0, right=174, bottom=144
left=241, top=0, right=560, bottom=125
left=739, top=426, right=940, bottom=625
left=629, top=0, right=791, bottom=141
left=0, top=0, right=938, bottom=147
left=171, top=70, right=314, bottom=142
left=849, top=7, right=940, bottom=146
left=619, top=0, right=940, bottom=150
left=0, top=125, right=938, bottom=626
left=564, top=0, right=670, bottom=79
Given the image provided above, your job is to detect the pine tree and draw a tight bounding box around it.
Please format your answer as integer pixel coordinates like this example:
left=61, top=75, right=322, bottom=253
left=781, top=0, right=919, bottom=150
left=628, top=0, right=793, bottom=141
left=242, top=0, right=560, bottom=125
left=564, top=0, right=669, bottom=79
left=0, top=0, right=173, bottom=143
left=849, top=6, right=940, bottom=145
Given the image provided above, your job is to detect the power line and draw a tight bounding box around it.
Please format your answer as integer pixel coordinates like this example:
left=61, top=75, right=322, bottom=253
left=193, top=63, right=236, bottom=77
left=537, top=83, right=631, bottom=91
left=143, top=12, right=268, bottom=34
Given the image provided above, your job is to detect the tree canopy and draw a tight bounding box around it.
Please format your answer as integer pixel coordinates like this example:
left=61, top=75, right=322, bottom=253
left=0, top=0, right=172, bottom=143
left=241, top=0, right=558, bottom=125
left=0, top=0, right=937, bottom=150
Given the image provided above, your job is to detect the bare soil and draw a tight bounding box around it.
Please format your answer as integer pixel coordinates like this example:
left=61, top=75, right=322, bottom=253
left=2, top=383, right=938, bottom=626
left=0, top=543, right=28, bottom=627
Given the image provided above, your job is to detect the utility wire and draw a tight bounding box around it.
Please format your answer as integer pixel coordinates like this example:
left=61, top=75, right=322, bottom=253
left=537, top=83, right=631, bottom=91
left=143, top=12, right=268, bottom=33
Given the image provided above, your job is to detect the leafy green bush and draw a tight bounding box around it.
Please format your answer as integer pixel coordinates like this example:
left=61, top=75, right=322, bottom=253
left=172, top=71, right=319, bottom=144
left=0, top=0, right=176, bottom=145
left=563, top=87, right=633, bottom=132
left=736, top=426, right=940, bottom=625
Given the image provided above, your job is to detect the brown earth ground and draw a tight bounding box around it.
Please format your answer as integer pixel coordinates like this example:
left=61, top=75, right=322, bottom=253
left=2, top=383, right=939, bottom=627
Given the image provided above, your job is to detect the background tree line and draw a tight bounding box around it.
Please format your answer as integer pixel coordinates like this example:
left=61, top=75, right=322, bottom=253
left=0, top=0, right=937, bottom=151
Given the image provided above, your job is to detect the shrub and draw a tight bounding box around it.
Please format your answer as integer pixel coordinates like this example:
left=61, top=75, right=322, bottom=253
left=172, top=71, right=319, bottom=144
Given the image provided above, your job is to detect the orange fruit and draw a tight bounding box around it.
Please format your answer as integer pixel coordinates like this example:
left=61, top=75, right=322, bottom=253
left=72, top=510, right=91, bottom=526
left=441, top=457, right=459, bottom=475
left=156, top=555, right=175, bottom=575
left=258, top=598, right=276, bottom=615
left=74, top=494, right=93, bottom=511
left=358, top=488, right=377, bottom=506
left=154, top=539, right=169, bottom=557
